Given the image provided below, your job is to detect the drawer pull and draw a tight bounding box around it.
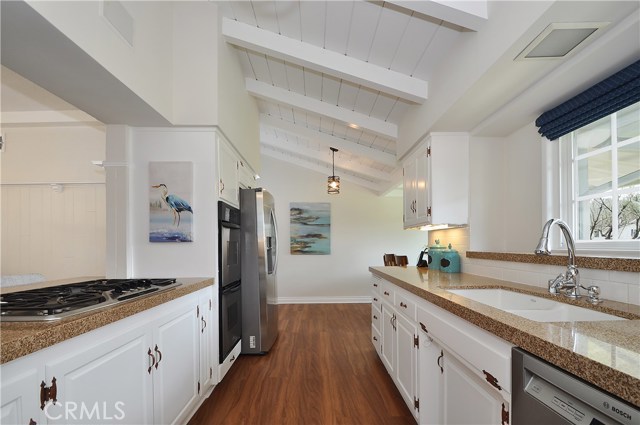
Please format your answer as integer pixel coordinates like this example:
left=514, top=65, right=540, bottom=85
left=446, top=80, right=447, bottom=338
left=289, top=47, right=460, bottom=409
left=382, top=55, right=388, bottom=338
left=400, top=302, right=407, bottom=308
left=373, top=283, right=378, bottom=287
left=373, top=315, right=378, bottom=320
left=384, top=291, right=390, bottom=296
left=147, top=348, right=156, bottom=374
left=154, top=345, right=163, bottom=369
left=373, top=336, right=378, bottom=341
left=373, top=297, right=378, bottom=302
left=420, top=322, right=428, bottom=333
left=437, top=350, right=444, bottom=374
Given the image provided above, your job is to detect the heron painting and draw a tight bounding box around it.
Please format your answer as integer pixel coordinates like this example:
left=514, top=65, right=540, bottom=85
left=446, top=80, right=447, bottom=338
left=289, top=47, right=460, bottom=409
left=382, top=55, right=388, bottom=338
left=149, top=161, right=194, bottom=242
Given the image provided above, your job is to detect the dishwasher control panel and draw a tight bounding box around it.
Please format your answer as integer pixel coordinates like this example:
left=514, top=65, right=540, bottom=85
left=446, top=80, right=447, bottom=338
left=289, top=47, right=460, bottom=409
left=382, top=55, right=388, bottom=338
left=526, top=375, right=608, bottom=424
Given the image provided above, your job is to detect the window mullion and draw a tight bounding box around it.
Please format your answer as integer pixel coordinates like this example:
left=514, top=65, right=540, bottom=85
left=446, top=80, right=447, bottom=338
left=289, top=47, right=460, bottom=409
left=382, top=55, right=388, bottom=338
left=611, top=113, right=619, bottom=239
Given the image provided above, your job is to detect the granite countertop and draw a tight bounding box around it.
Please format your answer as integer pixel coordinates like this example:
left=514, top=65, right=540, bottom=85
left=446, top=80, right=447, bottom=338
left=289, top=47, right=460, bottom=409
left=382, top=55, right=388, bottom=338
left=370, top=266, right=640, bottom=406
left=0, top=277, right=214, bottom=365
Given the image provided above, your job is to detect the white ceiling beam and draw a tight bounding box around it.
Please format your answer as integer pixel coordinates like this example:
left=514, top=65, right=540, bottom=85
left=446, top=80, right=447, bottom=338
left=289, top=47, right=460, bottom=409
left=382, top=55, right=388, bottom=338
left=223, top=18, right=428, bottom=103
left=261, top=146, right=383, bottom=193
left=261, top=134, right=393, bottom=182
left=246, top=79, right=397, bottom=140
left=386, top=1, right=487, bottom=31
left=260, top=114, right=397, bottom=167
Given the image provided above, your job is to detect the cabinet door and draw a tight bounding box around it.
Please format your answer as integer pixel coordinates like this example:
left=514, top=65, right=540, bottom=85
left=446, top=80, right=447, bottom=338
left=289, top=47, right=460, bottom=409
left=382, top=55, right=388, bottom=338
left=395, top=313, right=418, bottom=419
left=415, top=148, right=430, bottom=225
left=152, top=303, right=200, bottom=425
left=1, top=359, right=44, bottom=425
left=380, top=303, right=396, bottom=375
left=44, top=326, right=153, bottom=425
left=403, top=159, right=417, bottom=227
left=418, top=331, right=443, bottom=425
left=442, top=350, right=506, bottom=425
left=198, top=293, right=215, bottom=392
left=218, top=138, right=239, bottom=206
left=238, top=160, right=255, bottom=189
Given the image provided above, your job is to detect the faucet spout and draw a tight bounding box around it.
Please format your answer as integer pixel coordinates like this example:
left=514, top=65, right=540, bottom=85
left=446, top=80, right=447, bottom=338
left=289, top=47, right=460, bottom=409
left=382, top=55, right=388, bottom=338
left=535, top=219, right=580, bottom=298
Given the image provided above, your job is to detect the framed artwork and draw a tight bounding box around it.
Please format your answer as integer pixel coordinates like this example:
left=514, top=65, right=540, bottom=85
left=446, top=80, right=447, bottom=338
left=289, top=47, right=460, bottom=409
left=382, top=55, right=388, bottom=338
left=290, top=202, right=330, bottom=255
left=149, top=161, right=193, bottom=242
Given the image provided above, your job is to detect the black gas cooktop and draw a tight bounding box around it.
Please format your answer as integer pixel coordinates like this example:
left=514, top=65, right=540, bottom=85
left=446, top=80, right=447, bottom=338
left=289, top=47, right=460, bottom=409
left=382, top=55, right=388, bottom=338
left=0, top=278, right=180, bottom=322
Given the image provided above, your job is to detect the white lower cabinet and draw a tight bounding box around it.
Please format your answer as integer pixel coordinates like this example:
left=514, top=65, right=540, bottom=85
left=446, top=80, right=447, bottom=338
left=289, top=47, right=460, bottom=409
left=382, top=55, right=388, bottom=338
left=442, top=351, right=508, bottom=425
left=0, top=287, right=215, bottom=425
left=372, top=274, right=512, bottom=425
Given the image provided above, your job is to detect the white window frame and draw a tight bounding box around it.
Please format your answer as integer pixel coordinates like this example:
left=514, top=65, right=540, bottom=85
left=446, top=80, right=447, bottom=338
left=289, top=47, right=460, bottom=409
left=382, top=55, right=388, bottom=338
left=541, top=108, right=640, bottom=259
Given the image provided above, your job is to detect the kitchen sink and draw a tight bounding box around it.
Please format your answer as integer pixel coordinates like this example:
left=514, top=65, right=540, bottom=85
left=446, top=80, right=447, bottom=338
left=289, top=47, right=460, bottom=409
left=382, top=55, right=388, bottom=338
left=446, top=288, right=626, bottom=322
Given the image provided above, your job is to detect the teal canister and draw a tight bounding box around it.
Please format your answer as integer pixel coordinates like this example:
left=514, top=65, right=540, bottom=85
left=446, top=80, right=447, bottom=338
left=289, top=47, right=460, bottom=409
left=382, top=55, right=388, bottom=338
left=427, top=239, right=446, bottom=270
left=440, top=244, right=461, bottom=273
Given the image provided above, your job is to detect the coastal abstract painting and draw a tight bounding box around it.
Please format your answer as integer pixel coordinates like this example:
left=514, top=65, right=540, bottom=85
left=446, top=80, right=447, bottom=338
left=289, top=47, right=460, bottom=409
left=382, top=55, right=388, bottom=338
left=149, top=161, right=194, bottom=243
left=290, top=202, right=331, bottom=255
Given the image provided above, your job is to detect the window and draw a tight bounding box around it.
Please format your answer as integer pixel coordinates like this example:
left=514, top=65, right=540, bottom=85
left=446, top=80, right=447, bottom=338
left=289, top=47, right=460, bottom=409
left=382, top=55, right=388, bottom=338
left=556, top=102, right=640, bottom=255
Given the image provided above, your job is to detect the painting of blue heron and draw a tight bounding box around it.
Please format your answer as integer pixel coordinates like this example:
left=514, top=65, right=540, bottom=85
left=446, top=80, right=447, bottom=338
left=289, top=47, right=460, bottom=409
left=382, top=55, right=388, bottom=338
left=290, top=202, right=330, bottom=254
left=149, top=161, right=193, bottom=242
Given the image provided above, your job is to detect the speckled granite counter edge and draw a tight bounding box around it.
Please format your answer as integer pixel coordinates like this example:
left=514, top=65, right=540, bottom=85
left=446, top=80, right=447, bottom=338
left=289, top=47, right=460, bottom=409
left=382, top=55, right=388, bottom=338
left=370, top=267, right=640, bottom=406
left=467, top=251, right=640, bottom=272
left=0, top=278, right=214, bottom=364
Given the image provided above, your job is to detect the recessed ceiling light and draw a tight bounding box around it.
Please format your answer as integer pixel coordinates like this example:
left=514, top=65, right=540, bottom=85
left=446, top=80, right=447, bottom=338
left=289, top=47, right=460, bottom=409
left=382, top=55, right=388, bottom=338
left=348, top=123, right=360, bottom=130
left=515, top=22, right=609, bottom=61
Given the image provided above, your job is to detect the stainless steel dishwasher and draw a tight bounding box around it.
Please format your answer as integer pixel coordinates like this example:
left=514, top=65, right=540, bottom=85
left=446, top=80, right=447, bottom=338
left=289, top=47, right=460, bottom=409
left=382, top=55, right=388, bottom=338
left=512, top=348, right=639, bottom=425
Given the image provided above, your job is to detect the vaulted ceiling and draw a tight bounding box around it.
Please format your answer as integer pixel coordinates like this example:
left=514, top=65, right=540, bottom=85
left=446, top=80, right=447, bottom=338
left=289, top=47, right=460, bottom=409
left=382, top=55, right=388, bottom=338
left=218, top=1, right=483, bottom=194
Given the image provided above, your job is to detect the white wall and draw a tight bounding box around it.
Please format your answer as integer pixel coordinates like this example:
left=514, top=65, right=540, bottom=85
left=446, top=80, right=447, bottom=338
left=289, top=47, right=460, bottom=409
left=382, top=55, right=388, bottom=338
left=259, top=156, right=427, bottom=302
left=127, top=128, right=217, bottom=279
left=0, top=125, right=106, bottom=280
left=27, top=1, right=175, bottom=120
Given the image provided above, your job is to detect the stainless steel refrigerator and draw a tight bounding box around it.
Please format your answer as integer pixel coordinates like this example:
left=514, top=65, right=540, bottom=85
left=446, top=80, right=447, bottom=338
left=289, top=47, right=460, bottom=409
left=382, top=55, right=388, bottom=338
left=240, top=188, right=279, bottom=354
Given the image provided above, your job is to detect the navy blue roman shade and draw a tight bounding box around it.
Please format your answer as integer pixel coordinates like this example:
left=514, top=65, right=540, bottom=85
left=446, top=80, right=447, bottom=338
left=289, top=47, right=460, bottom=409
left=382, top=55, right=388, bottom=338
left=536, top=59, right=640, bottom=141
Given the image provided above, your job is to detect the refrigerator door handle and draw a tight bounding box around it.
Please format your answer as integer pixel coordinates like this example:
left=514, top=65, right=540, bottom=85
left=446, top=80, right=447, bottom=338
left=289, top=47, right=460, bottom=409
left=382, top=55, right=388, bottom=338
left=271, top=208, right=279, bottom=275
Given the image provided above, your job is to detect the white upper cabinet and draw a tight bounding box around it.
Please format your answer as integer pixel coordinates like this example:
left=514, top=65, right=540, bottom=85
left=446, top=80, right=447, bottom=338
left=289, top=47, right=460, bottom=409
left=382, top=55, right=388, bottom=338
left=403, top=133, right=469, bottom=229
left=217, top=132, right=257, bottom=207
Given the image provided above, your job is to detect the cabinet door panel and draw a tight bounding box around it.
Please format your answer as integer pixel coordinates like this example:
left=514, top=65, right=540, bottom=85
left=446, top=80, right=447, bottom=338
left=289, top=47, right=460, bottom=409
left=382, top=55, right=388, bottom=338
left=218, top=137, right=239, bottom=206
left=443, top=352, right=505, bottom=425
left=403, top=159, right=417, bottom=226
left=153, top=306, right=200, bottom=425
left=380, top=303, right=396, bottom=375
left=395, top=313, right=418, bottom=418
left=0, top=362, right=43, bottom=425
left=418, top=333, right=443, bottom=425
left=416, top=149, right=430, bottom=224
left=45, top=329, right=153, bottom=425
left=199, top=294, right=215, bottom=392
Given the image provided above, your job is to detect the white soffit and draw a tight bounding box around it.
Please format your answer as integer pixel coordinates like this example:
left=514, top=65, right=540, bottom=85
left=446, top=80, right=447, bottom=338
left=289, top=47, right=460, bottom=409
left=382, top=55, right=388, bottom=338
left=222, top=18, right=428, bottom=103
left=246, top=79, right=398, bottom=140
left=515, top=22, right=610, bottom=60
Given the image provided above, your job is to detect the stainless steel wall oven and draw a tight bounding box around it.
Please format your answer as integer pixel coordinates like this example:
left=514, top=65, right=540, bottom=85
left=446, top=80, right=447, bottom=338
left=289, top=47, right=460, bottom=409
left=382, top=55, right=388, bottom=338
left=218, top=201, right=242, bottom=363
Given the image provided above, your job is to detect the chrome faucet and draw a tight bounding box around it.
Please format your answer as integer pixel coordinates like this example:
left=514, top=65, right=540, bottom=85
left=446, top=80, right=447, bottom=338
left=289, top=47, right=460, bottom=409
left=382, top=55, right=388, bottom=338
left=534, top=219, right=582, bottom=299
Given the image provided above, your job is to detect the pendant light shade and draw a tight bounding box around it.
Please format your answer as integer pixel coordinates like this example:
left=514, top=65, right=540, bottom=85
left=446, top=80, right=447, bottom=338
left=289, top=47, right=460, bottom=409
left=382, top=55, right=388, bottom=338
left=328, top=147, right=340, bottom=194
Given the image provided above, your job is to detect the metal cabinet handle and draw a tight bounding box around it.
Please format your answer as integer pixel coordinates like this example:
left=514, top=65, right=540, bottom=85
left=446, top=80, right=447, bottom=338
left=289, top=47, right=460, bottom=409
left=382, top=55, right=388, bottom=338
left=201, top=315, right=207, bottom=333
left=154, top=345, right=162, bottom=369
left=373, top=283, right=378, bottom=287
left=230, top=355, right=236, bottom=363
left=400, top=302, right=407, bottom=308
left=373, top=297, right=378, bottom=302
left=29, top=419, right=37, bottom=425
left=373, top=315, right=378, bottom=320
left=148, top=348, right=156, bottom=374
left=373, top=336, right=378, bottom=341
left=384, top=291, right=390, bottom=296
left=437, top=350, right=444, bottom=374
left=220, top=179, right=225, bottom=193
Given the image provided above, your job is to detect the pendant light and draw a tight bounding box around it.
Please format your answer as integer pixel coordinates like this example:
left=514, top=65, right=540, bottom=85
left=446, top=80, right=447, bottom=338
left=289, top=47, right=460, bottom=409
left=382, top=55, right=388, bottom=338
left=327, top=147, right=340, bottom=195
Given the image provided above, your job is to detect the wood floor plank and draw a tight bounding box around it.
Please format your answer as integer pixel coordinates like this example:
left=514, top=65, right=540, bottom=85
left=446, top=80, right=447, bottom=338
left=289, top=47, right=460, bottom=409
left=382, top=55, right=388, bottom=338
left=189, top=303, right=415, bottom=425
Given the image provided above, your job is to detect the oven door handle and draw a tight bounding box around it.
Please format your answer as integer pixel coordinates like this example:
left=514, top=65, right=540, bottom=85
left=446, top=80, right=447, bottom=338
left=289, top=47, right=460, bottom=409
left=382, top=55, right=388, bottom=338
left=222, top=281, right=241, bottom=294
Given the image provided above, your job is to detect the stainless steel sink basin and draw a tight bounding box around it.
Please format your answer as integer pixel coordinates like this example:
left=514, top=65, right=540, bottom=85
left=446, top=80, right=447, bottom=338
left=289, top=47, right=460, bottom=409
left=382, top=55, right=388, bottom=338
left=446, top=288, right=626, bottom=322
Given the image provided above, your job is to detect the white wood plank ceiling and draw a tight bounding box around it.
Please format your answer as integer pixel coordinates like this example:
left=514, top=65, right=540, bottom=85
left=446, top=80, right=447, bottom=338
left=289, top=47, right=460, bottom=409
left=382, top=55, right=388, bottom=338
left=220, top=1, right=478, bottom=194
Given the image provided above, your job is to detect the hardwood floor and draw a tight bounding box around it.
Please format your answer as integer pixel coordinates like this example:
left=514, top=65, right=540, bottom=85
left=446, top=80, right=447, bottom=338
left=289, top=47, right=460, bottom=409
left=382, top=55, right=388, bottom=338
left=189, top=303, right=415, bottom=425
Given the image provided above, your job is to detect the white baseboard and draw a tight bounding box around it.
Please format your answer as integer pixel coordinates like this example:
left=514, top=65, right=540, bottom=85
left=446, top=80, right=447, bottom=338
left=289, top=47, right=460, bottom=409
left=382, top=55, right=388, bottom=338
left=277, top=296, right=371, bottom=304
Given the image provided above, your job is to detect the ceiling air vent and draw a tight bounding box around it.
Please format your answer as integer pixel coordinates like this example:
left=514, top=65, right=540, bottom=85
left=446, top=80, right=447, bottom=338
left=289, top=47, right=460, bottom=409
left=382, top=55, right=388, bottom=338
left=515, top=22, right=609, bottom=61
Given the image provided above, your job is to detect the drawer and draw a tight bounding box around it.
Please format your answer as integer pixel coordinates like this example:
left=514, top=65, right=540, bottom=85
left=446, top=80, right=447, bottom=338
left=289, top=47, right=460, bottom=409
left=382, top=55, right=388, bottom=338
left=395, top=291, right=417, bottom=321
left=371, top=305, right=381, bottom=332
left=371, top=274, right=383, bottom=294
left=381, top=281, right=395, bottom=304
left=371, top=325, right=381, bottom=357
left=417, top=301, right=513, bottom=394
left=371, top=292, right=382, bottom=311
